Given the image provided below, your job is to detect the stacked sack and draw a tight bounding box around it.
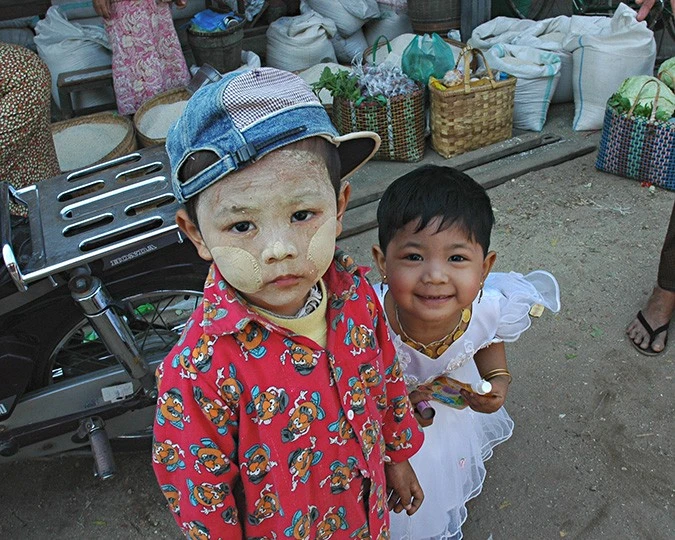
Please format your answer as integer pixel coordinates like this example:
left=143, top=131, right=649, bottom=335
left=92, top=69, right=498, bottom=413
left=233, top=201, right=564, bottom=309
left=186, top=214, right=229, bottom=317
left=469, top=3, right=656, bottom=131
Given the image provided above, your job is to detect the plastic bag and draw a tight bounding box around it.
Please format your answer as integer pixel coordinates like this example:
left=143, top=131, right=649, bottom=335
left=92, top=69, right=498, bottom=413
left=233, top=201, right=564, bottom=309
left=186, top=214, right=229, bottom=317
left=401, top=33, right=455, bottom=85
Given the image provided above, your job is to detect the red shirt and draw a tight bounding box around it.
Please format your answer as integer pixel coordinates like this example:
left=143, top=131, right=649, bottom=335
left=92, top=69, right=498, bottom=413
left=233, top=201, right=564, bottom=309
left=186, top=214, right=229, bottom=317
left=152, top=251, right=423, bottom=539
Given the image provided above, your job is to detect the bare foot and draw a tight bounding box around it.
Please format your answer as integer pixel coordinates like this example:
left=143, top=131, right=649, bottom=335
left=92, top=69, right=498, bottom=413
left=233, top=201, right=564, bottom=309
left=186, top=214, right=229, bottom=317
left=626, top=286, right=675, bottom=353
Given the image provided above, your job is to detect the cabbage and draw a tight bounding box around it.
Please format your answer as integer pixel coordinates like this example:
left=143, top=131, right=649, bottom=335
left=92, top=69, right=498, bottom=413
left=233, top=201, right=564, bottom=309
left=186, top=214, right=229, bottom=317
left=614, top=75, right=675, bottom=120
left=657, top=57, right=675, bottom=92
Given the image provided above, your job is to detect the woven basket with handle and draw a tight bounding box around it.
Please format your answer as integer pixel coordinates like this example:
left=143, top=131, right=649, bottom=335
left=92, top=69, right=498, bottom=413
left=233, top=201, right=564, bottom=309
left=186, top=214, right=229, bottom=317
left=429, top=47, right=516, bottom=159
left=332, top=84, right=426, bottom=163
left=596, top=79, right=675, bottom=191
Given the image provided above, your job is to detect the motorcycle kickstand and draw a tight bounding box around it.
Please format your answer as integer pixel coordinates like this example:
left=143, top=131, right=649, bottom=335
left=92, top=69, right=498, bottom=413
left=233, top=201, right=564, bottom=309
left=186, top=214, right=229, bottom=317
left=77, top=416, right=116, bottom=480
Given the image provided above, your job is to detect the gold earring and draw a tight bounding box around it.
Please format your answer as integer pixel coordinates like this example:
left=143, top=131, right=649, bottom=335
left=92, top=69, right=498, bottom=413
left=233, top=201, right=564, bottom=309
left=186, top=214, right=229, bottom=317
left=478, top=282, right=484, bottom=303
left=382, top=274, right=387, bottom=283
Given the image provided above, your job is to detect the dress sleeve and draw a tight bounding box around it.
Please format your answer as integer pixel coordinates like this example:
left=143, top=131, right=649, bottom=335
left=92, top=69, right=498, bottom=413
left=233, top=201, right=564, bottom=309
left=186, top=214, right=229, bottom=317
left=486, top=270, right=561, bottom=343
left=152, top=334, right=243, bottom=538
left=373, top=297, right=424, bottom=464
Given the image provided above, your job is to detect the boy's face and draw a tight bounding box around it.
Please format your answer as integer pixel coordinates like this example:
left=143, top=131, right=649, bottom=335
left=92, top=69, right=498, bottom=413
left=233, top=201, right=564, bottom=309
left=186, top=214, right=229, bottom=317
left=177, top=147, right=349, bottom=317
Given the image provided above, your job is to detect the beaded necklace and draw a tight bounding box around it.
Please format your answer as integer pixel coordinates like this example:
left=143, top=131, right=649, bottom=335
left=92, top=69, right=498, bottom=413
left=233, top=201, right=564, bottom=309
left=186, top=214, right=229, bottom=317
left=394, top=305, right=472, bottom=359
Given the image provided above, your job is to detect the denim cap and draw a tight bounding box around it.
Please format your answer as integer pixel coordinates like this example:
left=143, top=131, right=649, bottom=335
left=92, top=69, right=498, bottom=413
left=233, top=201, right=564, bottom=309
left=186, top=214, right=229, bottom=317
left=167, top=67, right=381, bottom=204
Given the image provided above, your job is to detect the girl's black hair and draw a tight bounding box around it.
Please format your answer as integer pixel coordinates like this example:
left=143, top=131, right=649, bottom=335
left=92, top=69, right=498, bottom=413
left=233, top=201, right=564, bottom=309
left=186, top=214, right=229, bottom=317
left=377, top=165, right=495, bottom=255
left=182, top=137, right=341, bottom=229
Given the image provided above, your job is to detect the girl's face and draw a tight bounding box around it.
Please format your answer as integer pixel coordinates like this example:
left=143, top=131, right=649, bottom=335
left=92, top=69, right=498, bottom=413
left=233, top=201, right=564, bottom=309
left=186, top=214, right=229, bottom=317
left=372, top=218, right=496, bottom=332
left=177, top=148, right=348, bottom=317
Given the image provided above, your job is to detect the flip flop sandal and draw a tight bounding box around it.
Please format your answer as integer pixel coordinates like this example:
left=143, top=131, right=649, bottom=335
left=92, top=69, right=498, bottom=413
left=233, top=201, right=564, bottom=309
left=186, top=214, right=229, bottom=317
left=630, top=310, right=670, bottom=356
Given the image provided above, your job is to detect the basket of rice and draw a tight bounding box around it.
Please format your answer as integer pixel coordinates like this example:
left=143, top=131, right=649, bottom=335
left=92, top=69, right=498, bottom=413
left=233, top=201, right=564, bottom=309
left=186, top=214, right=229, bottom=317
left=51, top=112, right=137, bottom=173
left=134, top=88, right=190, bottom=148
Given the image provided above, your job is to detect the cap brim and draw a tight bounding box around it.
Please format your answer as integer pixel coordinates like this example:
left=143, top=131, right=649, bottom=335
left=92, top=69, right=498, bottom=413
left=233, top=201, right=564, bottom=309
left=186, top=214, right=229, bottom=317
left=332, top=131, right=381, bottom=181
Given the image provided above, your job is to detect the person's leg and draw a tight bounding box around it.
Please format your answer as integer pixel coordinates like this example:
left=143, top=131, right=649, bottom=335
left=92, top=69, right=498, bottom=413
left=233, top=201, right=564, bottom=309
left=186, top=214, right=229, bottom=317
left=626, top=201, right=675, bottom=353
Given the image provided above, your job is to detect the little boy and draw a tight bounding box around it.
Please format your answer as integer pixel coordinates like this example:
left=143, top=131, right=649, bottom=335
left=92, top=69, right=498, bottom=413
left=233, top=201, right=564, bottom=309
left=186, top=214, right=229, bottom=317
left=152, top=67, right=424, bottom=539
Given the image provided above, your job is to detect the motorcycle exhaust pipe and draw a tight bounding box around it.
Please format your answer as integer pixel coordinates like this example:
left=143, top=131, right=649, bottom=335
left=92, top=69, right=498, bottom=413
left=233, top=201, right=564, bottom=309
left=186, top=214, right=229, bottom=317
left=78, top=416, right=116, bottom=480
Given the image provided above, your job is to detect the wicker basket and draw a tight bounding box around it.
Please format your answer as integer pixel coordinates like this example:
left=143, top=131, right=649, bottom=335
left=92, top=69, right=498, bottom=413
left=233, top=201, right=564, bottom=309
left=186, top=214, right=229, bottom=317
left=134, top=87, right=190, bottom=148
left=332, top=84, right=426, bottom=162
left=596, top=80, right=675, bottom=191
left=429, top=47, right=516, bottom=159
left=51, top=112, right=137, bottom=173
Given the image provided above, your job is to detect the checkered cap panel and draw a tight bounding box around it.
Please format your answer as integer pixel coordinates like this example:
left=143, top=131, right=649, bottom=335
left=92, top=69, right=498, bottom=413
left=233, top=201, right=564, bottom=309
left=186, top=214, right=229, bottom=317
left=222, top=68, right=322, bottom=131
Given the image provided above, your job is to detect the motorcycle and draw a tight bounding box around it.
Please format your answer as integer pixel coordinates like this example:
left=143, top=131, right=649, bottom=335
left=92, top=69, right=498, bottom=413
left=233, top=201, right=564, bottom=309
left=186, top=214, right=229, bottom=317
left=0, top=144, right=210, bottom=479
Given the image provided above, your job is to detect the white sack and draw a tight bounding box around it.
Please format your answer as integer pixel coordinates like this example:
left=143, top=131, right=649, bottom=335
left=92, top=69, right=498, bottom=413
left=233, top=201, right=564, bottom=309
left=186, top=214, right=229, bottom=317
left=34, top=6, right=113, bottom=110
left=332, top=29, right=368, bottom=63
left=266, top=9, right=337, bottom=71
left=485, top=44, right=562, bottom=131
left=363, top=6, right=413, bottom=46
left=305, top=0, right=379, bottom=37
left=563, top=3, right=656, bottom=131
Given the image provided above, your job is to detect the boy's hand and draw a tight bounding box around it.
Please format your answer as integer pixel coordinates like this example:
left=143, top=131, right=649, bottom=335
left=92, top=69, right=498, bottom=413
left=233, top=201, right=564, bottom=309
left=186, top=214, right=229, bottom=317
left=408, top=388, right=434, bottom=427
left=384, top=459, right=424, bottom=516
left=93, top=0, right=111, bottom=18
left=460, top=376, right=509, bottom=413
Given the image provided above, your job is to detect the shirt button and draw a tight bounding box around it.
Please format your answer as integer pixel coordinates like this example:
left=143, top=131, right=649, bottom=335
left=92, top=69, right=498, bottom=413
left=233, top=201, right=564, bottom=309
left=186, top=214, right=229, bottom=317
left=347, top=409, right=355, bottom=420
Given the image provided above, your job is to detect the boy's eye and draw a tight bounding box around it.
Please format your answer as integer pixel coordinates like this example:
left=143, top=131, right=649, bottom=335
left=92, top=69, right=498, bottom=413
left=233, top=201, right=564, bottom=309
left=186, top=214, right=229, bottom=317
left=291, top=210, right=314, bottom=222
left=449, top=255, right=466, bottom=262
left=231, top=221, right=254, bottom=233
left=405, top=253, right=423, bottom=261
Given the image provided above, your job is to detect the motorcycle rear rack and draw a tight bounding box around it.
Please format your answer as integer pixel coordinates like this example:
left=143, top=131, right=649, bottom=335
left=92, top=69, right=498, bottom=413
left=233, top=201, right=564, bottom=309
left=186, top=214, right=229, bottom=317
left=1, top=145, right=183, bottom=292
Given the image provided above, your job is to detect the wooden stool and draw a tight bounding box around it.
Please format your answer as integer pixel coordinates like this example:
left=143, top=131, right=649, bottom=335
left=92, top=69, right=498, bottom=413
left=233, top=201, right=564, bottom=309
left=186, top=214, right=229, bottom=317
left=57, top=65, right=116, bottom=119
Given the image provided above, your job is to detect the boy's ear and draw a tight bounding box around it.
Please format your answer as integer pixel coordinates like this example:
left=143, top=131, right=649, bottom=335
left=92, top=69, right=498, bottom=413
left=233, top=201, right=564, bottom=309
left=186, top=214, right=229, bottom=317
left=482, top=250, right=497, bottom=280
left=335, top=181, right=351, bottom=238
left=371, top=244, right=387, bottom=280
left=175, top=208, right=213, bottom=262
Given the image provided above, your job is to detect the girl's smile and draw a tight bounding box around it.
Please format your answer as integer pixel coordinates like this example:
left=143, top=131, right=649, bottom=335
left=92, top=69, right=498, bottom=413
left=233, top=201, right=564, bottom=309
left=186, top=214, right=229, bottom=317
left=373, top=217, right=496, bottom=345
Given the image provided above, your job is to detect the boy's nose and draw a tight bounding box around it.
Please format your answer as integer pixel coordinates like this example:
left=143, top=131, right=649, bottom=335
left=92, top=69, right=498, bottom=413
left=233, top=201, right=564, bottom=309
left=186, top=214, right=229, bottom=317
left=262, top=239, right=298, bottom=263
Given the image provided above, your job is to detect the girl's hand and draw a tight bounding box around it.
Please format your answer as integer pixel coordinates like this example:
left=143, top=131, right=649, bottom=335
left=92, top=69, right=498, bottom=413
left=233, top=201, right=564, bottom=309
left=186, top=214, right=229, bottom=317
left=409, top=388, right=434, bottom=427
left=93, top=0, right=112, bottom=19
left=460, top=376, right=509, bottom=413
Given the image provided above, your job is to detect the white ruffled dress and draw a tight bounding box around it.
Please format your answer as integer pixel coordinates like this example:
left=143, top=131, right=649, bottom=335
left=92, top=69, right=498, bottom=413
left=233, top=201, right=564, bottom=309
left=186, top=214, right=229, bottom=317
left=375, top=271, right=561, bottom=540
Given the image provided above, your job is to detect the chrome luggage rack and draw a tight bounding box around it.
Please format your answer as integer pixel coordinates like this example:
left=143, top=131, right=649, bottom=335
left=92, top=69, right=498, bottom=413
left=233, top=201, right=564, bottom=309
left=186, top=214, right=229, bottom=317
left=1, top=145, right=182, bottom=292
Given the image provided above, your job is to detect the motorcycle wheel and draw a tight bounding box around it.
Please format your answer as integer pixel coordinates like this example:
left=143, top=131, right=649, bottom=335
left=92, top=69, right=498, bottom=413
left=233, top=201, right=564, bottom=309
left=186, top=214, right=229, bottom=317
left=35, top=272, right=205, bottom=446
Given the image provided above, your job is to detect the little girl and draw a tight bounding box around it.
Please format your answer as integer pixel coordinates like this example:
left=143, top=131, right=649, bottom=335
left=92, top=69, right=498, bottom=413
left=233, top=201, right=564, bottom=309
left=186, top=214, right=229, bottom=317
left=371, top=165, right=560, bottom=539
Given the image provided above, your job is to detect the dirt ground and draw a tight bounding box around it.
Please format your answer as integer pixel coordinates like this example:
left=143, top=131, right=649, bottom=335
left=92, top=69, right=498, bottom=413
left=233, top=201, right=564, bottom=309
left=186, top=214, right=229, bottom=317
left=1, top=105, right=674, bottom=539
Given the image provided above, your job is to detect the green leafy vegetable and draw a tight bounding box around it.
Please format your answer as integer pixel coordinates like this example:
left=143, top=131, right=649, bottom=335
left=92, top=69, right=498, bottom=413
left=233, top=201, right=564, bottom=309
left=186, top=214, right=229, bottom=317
left=610, top=75, right=675, bottom=121
left=311, top=68, right=361, bottom=102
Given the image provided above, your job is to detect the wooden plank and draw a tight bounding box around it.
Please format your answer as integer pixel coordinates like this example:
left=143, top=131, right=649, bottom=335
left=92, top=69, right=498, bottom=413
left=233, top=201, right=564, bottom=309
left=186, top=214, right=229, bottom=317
left=347, top=132, right=561, bottom=211
left=340, top=137, right=597, bottom=239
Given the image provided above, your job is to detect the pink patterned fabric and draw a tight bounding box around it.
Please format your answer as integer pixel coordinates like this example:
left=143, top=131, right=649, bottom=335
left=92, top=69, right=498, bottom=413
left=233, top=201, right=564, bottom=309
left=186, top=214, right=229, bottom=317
left=105, top=0, right=190, bottom=115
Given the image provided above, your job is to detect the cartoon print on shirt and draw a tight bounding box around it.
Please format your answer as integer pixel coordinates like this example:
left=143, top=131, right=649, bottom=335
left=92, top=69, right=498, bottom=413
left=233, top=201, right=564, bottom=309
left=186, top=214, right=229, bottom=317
left=246, top=385, right=289, bottom=425
left=202, top=297, right=227, bottom=324
left=215, top=364, right=244, bottom=407
left=220, top=506, right=238, bottom=526
left=190, top=438, right=231, bottom=476
left=186, top=478, right=230, bottom=515
left=372, top=482, right=386, bottom=520
left=387, top=427, right=415, bottom=452
left=358, top=363, right=382, bottom=391
left=364, top=294, right=378, bottom=325
left=284, top=505, right=320, bottom=540
left=316, top=506, right=349, bottom=539
left=156, top=388, right=189, bottom=429
left=327, top=409, right=356, bottom=446
left=319, top=457, right=359, bottom=494
left=248, top=483, right=284, bottom=526
left=385, top=355, right=403, bottom=383
left=242, top=443, right=278, bottom=485
left=234, top=321, right=270, bottom=360
left=344, top=318, right=376, bottom=357
left=288, top=436, right=323, bottom=491
left=152, top=439, right=186, bottom=472
left=350, top=522, right=370, bottom=539
left=281, top=390, right=326, bottom=443
left=161, top=484, right=181, bottom=515
left=193, top=386, right=235, bottom=435
left=373, top=392, right=387, bottom=411
left=182, top=519, right=209, bottom=540
left=360, top=419, right=381, bottom=461
left=281, top=339, right=321, bottom=375
left=391, top=395, right=410, bottom=422
left=344, top=377, right=366, bottom=415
